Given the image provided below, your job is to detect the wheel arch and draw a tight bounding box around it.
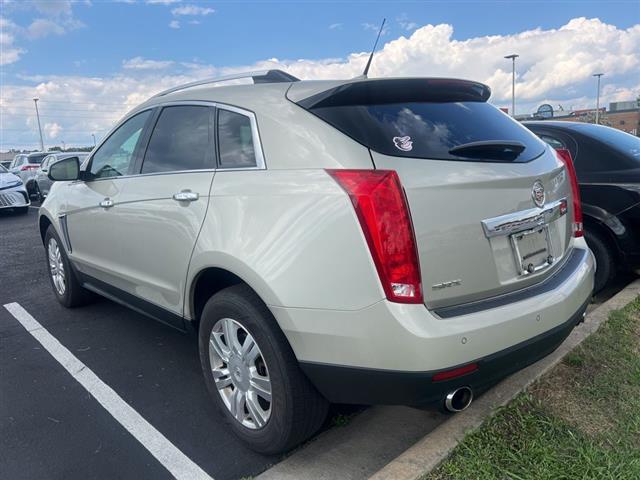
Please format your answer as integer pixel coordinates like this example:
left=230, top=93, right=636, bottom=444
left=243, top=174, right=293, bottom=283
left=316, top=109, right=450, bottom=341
left=187, top=259, right=282, bottom=329
left=39, top=214, right=53, bottom=245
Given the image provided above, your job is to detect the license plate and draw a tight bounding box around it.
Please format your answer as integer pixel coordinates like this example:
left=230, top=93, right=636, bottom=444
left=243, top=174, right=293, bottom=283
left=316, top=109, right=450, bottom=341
left=510, top=225, right=555, bottom=275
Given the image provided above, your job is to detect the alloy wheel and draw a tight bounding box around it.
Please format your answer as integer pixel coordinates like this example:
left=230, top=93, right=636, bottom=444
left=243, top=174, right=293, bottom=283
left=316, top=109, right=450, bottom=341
left=48, top=238, right=66, bottom=296
left=209, top=318, right=272, bottom=429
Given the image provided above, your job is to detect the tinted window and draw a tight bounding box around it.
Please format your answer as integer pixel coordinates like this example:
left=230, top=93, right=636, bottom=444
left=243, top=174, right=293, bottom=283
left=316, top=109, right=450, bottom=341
left=27, top=153, right=47, bottom=164
left=539, top=135, right=565, bottom=150
left=90, top=111, right=151, bottom=179
left=310, top=102, right=546, bottom=162
left=0, top=164, right=7, bottom=173
left=217, top=109, right=257, bottom=168
left=574, top=124, right=640, bottom=170
left=142, top=106, right=212, bottom=174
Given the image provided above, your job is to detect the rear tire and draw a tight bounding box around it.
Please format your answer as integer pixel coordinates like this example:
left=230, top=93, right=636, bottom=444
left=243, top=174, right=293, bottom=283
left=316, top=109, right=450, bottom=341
left=585, top=228, right=616, bottom=293
left=34, top=183, right=44, bottom=204
left=199, top=284, right=328, bottom=454
left=44, top=226, right=93, bottom=307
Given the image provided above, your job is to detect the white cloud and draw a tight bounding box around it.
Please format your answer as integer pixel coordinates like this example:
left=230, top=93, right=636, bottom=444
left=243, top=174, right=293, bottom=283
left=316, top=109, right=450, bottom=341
left=32, top=0, right=73, bottom=17
left=1, top=18, right=638, bottom=149
left=122, top=56, right=174, bottom=69
left=146, top=0, right=181, bottom=4
left=44, top=122, right=63, bottom=139
left=0, top=16, right=26, bottom=65
left=169, top=20, right=180, bottom=29
left=328, top=23, right=342, bottom=30
left=362, top=22, right=389, bottom=36
left=171, top=4, right=214, bottom=16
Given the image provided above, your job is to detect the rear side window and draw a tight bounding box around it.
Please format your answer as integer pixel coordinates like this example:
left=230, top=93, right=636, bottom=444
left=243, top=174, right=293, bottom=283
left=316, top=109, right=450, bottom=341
left=309, top=102, right=546, bottom=162
left=217, top=109, right=257, bottom=169
left=142, top=106, right=212, bottom=174
left=539, top=135, right=565, bottom=150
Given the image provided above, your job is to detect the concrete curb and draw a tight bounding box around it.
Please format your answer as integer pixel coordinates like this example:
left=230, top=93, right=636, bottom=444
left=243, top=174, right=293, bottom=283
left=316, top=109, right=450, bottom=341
left=368, top=279, right=640, bottom=480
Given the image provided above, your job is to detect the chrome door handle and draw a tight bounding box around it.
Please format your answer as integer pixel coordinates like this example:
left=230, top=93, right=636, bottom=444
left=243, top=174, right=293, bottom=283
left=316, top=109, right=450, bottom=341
left=99, top=198, right=114, bottom=209
left=172, top=190, right=199, bottom=202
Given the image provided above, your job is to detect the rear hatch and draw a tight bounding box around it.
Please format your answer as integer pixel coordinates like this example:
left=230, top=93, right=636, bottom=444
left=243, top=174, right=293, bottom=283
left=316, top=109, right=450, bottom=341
left=291, top=78, right=574, bottom=309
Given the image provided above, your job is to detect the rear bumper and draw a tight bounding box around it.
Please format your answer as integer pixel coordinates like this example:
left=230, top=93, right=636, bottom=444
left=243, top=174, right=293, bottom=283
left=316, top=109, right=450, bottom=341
left=271, top=243, right=594, bottom=406
left=300, top=297, right=588, bottom=407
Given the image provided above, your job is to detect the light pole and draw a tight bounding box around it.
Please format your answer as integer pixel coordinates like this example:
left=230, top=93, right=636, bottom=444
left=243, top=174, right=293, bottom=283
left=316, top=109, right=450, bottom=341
left=91, top=133, right=96, bottom=147
left=33, top=98, right=45, bottom=151
left=593, top=73, right=604, bottom=124
left=504, top=54, right=519, bottom=117
left=62, top=140, right=66, bottom=151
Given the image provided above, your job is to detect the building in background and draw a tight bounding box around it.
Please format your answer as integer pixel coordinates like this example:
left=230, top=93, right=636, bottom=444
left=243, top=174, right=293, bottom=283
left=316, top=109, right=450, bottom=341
left=514, top=99, right=639, bottom=136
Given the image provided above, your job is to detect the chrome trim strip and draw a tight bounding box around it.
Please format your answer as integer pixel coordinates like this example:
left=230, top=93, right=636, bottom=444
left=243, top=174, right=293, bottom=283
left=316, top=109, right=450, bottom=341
left=481, top=198, right=567, bottom=238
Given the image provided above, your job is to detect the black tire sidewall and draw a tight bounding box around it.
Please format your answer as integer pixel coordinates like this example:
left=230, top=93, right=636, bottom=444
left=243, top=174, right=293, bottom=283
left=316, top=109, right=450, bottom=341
left=585, top=229, right=615, bottom=293
left=44, top=226, right=80, bottom=307
left=198, top=287, right=298, bottom=452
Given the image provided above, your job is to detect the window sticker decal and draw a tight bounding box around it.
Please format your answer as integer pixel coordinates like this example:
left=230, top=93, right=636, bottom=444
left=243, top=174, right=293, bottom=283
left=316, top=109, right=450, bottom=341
left=393, top=136, right=413, bottom=152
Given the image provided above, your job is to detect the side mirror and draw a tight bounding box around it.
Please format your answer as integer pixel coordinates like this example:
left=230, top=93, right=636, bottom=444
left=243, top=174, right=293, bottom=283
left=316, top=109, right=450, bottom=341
left=48, top=156, right=80, bottom=181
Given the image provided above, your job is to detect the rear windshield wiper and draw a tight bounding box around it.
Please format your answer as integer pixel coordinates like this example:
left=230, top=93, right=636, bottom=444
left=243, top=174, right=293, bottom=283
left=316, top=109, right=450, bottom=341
left=449, top=140, right=526, bottom=161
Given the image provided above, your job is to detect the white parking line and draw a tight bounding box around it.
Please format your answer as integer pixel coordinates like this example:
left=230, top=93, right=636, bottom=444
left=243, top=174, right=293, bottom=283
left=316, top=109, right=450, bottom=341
left=3, top=302, right=213, bottom=480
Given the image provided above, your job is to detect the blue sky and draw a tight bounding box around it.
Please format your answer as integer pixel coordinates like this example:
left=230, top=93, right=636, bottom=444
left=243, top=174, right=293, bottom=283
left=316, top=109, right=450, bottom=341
left=1, top=0, right=639, bottom=149
left=4, top=0, right=639, bottom=79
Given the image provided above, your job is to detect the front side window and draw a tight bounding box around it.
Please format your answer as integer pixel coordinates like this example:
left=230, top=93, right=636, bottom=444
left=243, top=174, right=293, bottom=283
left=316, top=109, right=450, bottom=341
left=89, top=110, right=151, bottom=179
left=41, top=156, right=52, bottom=169
left=142, top=106, right=212, bottom=174
left=217, top=109, right=257, bottom=168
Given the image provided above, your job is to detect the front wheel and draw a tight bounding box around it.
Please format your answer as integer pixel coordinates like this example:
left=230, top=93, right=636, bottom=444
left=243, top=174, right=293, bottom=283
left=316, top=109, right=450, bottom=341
left=44, top=226, right=93, bottom=307
left=199, top=284, right=328, bottom=454
left=34, top=183, right=44, bottom=203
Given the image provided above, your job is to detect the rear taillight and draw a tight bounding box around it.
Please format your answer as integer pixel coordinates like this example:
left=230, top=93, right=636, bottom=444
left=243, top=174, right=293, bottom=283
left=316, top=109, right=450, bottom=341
left=555, top=148, right=583, bottom=237
left=327, top=169, right=423, bottom=304
left=20, top=164, right=38, bottom=171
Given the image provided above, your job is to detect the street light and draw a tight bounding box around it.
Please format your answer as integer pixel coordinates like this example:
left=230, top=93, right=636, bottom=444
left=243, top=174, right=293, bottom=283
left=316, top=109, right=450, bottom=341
left=504, top=54, right=519, bottom=117
left=92, top=133, right=96, bottom=147
left=33, top=98, right=45, bottom=151
left=593, top=73, right=604, bottom=124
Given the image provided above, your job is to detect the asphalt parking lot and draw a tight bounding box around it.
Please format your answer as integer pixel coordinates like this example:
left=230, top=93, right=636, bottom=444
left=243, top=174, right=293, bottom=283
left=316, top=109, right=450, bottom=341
left=2, top=204, right=635, bottom=480
left=0, top=205, right=282, bottom=480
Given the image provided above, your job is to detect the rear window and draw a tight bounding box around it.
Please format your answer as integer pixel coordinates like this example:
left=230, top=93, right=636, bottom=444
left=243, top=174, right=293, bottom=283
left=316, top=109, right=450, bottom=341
left=309, top=102, right=546, bottom=162
left=27, top=153, right=47, bottom=164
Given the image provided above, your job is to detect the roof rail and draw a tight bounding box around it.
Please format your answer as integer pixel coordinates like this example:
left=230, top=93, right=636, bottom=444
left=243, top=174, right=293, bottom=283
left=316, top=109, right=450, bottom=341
left=153, top=69, right=300, bottom=98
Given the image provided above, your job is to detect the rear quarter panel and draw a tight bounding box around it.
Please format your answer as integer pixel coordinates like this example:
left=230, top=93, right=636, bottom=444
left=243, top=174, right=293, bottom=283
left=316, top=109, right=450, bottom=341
left=185, top=169, right=385, bottom=318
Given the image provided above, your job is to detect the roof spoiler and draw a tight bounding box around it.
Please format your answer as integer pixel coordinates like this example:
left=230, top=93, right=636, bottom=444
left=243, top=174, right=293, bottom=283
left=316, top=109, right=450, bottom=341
left=296, top=78, right=491, bottom=109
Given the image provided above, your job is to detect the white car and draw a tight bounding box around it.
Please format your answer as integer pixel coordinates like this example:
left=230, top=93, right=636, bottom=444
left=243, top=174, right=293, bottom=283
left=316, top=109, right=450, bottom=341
left=9, top=151, right=48, bottom=197
left=39, top=70, right=594, bottom=453
left=0, top=164, right=30, bottom=214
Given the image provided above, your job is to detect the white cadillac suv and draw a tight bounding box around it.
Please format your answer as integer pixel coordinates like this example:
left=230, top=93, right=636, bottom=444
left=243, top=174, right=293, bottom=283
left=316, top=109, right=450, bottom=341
left=39, top=70, right=595, bottom=453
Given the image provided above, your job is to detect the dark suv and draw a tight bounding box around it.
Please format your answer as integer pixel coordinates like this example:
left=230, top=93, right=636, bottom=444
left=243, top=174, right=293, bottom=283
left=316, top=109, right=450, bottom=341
left=525, top=121, right=640, bottom=291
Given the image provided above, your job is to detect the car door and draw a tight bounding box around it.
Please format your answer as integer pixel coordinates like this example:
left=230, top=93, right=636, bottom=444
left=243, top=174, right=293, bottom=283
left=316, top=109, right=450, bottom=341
left=64, top=110, right=154, bottom=286
left=113, top=104, right=216, bottom=317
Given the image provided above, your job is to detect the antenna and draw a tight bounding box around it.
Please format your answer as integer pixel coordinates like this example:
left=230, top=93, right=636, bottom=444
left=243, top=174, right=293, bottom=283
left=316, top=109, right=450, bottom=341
left=362, top=18, right=386, bottom=78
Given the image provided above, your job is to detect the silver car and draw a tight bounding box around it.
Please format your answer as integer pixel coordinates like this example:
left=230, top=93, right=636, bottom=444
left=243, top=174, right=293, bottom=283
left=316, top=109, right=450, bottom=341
left=34, top=152, right=89, bottom=202
left=9, top=152, right=48, bottom=197
left=0, top=164, right=30, bottom=213
left=39, top=70, right=595, bottom=453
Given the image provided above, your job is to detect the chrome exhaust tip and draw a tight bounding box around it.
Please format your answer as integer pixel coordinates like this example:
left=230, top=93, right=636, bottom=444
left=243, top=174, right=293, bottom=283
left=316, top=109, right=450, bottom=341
left=444, top=386, right=474, bottom=412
